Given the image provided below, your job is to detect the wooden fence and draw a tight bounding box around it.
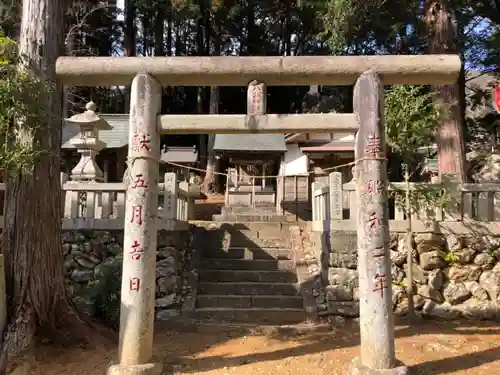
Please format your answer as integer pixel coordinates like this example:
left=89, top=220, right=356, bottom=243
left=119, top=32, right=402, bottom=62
left=312, top=171, right=500, bottom=234
left=0, top=173, right=196, bottom=231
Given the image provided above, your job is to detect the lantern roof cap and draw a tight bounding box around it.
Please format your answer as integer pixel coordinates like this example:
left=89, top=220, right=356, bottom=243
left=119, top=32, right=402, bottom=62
left=65, top=101, right=113, bottom=130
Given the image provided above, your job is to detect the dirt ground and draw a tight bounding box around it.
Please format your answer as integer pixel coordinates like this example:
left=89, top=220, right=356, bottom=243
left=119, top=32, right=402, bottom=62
left=23, top=318, right=500, bottom=375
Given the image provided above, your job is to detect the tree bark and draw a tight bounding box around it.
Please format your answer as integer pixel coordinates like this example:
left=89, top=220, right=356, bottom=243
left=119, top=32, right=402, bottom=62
left=166, top=10, right=172, bottom=56
left=62, top=19, right=76, bottom=117
left=154, top=6, right=165, bottom=57
left=197, top=2, right=209, bottom=172
left=203, top=85, right=220, bottom=194
left=142, top=13, right=150, bottom=56
left=0, top=0, right=93, bottom=372
left=425, top=0, right=466, bottom=181
left=123, top=0, right=136, bottom=112
left=246, top=0, right=256, bottom=55
left=202, top=9, right=222, bottom=194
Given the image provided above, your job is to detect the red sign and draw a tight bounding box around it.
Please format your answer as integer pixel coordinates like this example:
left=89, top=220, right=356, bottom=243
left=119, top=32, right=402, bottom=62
left=494, top=83, right=500, bottom=113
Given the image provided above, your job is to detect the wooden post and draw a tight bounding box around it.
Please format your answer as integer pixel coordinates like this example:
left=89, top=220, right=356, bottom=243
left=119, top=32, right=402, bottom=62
left=348, top=71, right=408, bottom=375
left=112, top=73, right=163, bottom=375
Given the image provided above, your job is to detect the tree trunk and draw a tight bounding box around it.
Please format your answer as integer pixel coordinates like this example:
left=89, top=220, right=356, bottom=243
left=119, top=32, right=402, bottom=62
left=124, top=0, right=136, bottom=57
left=197, top=3, right=209, bottom=172
left=0, top=0, right=92, bottom=372
left=203, top=82, right=220, bottom=193
left=154, top=6, right=165, bottom=112
left=62, top=19, right=76, bottom=117
left=154, top=6, right=165, bottom=57
left=162, top=10, right=174, bottom=112
left=203, top=8, right=223, bottom=194
left=425, top=0, right=466, bottom=181
left=123, top=0, right=136, bottom=112
left=142, top=13, right=150, bottom=56
left=166, top=10, right=172, bottom=56
left=246, top=0, right=256, bottom=55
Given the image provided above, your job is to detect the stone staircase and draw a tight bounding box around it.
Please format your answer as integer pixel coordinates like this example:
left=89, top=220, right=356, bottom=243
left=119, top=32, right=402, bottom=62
left=194, top=222, right=306, bottom=324
left=212, top=204, right=299, bottom=222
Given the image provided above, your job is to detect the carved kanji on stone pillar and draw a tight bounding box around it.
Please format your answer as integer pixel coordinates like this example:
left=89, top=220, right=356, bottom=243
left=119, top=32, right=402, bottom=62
left=348, top=71, right=409, bottom=375
left=118, top=74, right=161, bottom=372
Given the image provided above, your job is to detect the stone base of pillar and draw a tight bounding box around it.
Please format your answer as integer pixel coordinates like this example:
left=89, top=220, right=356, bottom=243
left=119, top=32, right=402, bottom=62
left=107, top=363, right=163, bottom=375
left=348, top=357, right=409, bottom=375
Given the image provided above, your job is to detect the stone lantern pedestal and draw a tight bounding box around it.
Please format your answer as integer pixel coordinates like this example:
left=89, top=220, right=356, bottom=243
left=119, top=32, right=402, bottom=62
left=65, top=102, right=112, bottom=182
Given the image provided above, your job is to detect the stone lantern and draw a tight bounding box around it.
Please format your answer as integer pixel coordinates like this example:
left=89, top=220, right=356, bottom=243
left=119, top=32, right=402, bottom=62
left=65, top=101, right=112, bottom=182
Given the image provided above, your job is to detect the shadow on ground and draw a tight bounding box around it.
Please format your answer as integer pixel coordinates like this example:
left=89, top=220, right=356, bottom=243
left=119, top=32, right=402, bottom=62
left=152, top=318, right=500, bottom=375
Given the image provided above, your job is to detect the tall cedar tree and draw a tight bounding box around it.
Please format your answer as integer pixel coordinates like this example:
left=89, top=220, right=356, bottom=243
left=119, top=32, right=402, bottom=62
left=425, top=0, right=467, bottom=180
left=0, top=0, right=94, bottom=372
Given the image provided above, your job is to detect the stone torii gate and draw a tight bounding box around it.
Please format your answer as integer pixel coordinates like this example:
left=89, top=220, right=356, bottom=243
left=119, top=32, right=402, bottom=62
left=56, top=55, right=461, bottom=375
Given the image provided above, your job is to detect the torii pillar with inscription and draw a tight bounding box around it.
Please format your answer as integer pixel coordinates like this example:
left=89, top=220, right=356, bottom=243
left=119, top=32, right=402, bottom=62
left=107, top=73, right=163, bottom=375
left=348, top=71, right=408, bottom=375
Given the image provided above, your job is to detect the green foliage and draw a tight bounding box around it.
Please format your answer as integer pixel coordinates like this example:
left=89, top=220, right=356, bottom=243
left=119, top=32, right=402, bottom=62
left=393, top=280, right=407, bottom=287
left=389, top=183, right=453, bottom=217
left=444, top=251, right=460, bottom=264
left=0, top=36, right=15, bottom=64
left=0, top=34, right=53, bottom=174
left=319, top=0, right=358, bottom=52
left=0, top=0, right=19, bottom=38
left=87, top=256, right=123, bottom=326
left=384, top=85, right=452, bottom=217
left=318, top=0, right=421, bottom=54
left=385, top=85, right=441, bottom=163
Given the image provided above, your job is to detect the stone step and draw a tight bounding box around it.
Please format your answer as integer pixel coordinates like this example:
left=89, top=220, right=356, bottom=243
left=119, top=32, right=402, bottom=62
left=221, top=205, right=278, bottom=215
left=201, top=227, right=285, bottom=238
left=213, top=214, right=299, bottom=222
left=231, top=229, right=286, bottom=241
left=203, top=247, right=293, bottom=260
left=201, top=258, right=295, bottom=271
left=199, top=231, right=289, bottom=249
left=194, top=307, right=306, bottom=324
left=199, top=269, right=298, bottom=283
left=198, top=282, right=299, bottom=296
left=196, top=295, right=304, bottom=309
left=191, top=221, right=304, bottom=231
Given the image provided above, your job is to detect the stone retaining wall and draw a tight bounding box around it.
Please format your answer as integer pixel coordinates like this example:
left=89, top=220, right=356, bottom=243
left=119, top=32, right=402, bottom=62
left=310, top=230, right=500, bottom=320
left=62, top=228, right=193, bottom=325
